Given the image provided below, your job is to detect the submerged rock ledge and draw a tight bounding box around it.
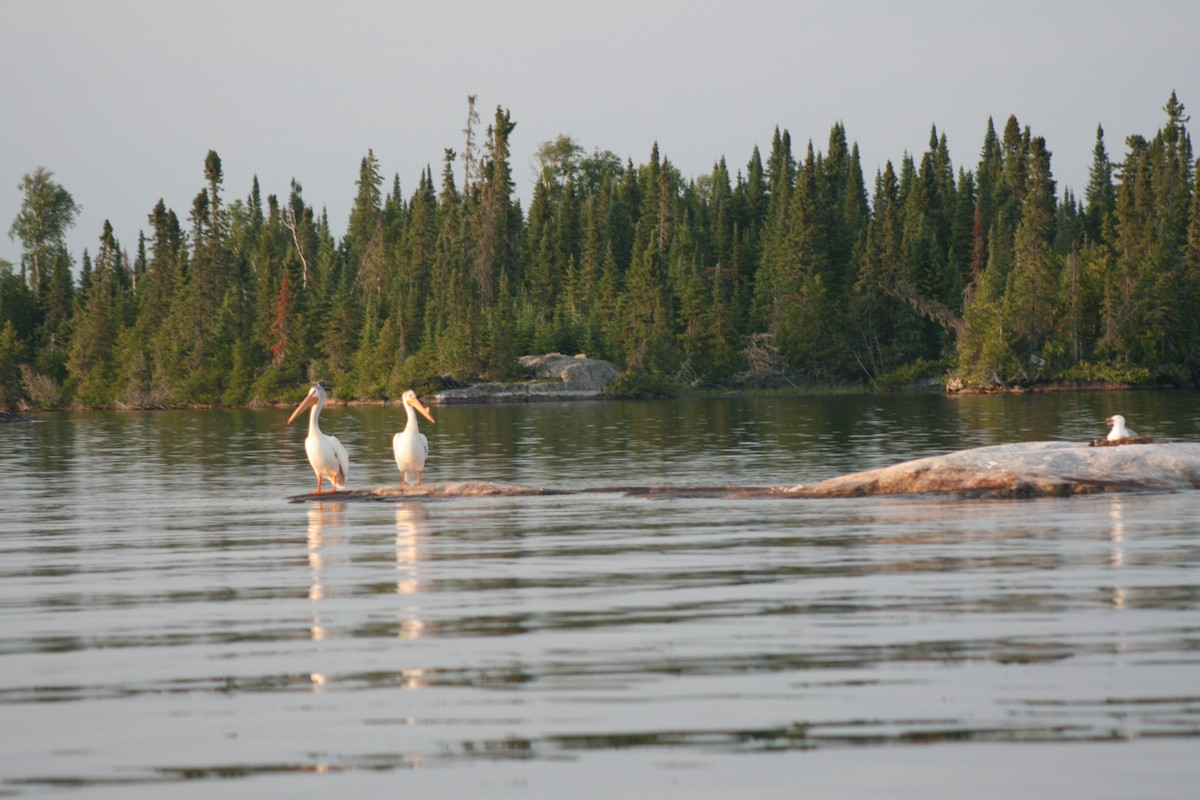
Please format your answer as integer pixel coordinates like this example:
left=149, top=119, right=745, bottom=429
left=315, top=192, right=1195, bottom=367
left=288, top=442, right=1200, bottom=503
left=288, top=481, right=790, bottom=503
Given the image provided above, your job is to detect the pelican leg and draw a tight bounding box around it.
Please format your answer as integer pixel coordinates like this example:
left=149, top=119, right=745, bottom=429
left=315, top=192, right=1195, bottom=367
left=315, top=475, right=324, bottom=494
left=416, top=471, right=422, bottom=486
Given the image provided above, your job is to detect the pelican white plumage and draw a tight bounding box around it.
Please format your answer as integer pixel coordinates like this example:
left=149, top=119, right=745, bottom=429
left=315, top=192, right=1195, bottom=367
left=1106, top=414, right=1137, bottom=441
left=393, top=389, right=436, bottom=485
left=287, top=381, right=350, bottom=493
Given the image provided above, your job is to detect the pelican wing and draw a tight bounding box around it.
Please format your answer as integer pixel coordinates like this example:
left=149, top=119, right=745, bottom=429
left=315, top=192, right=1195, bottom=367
left=393, top=431, right=410, bottom=473
left=329, top=434, right=350, bottom=488
left=415, top=432, right=429, bottom=468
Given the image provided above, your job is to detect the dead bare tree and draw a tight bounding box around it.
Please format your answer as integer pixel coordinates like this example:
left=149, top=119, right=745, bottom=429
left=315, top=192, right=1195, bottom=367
left=461, top=94, right=480, bottom=196
left=282, top=207, right=309, bottom=291
left=735, top=333, right=797, bottom=387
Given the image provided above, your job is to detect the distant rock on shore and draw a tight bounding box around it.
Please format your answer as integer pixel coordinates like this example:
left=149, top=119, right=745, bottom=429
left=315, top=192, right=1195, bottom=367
left=431, top=353, right=620, bottom=405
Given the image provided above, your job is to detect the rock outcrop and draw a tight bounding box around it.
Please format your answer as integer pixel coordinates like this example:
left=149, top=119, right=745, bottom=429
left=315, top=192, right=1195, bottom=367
left=431, top=353, right=619, bottom=405
left=292, top=441, right=1200, bottom=503
left=791, top=440, right=1200, bottom=499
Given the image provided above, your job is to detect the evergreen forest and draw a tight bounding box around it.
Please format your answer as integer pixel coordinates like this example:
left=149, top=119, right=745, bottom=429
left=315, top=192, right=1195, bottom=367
left=2, top=94, right=1198, bottom=411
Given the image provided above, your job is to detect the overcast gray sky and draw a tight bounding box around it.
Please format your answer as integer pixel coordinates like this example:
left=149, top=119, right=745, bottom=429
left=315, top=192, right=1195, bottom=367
left=3, top=0, right=1198, bottom=268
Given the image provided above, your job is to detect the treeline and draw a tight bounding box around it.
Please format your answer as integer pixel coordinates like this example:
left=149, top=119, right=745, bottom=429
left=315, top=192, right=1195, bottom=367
left=1, top=94, right=1198, bottom=410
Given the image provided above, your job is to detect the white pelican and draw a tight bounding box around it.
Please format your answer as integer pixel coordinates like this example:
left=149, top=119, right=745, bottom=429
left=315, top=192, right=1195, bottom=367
left=393, top=389, right=436, bottom=485
left=1106, top=414, right=1137, bottom=441
left=287, top=381, right=349, bottom=493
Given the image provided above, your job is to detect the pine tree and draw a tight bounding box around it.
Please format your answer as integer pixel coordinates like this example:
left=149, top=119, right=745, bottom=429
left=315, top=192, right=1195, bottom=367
left=0, top=319, right=25, bottom=409
left=1005, top=136, right=1059, bottom=367
left=853, top=162, right=928, bottom=376
left=396, top=167, right=438, bottom=355
left=474, top=106, right=518, bottom=309
left=0, top=258, right=36, bottom=344
left=973, top=117, right=1004, bottom=257
left=770, top=147, right=834, bottom=377
left=66, top=221, right=123, bottom=406
left=754, top=129, right=795, bottom=331
left=1096, top=96, right=1195, bottom=372
left=1083, top=125, right=1116, bottom=244
left=347, top=149, right=386, bottom=303
left=1178, top=157, right=1200, bottom=371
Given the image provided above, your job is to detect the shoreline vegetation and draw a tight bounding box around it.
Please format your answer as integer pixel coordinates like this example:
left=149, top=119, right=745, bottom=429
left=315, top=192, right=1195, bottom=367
left=4, top=371, right=1179, bottom=415
left=2, top=94, right=1198, bottom=414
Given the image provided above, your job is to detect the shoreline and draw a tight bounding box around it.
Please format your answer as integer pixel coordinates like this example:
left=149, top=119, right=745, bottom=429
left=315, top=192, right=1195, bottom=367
left=5, top=379, right=1183, bottom=414
left=946, top=380, right=1183, bottom=395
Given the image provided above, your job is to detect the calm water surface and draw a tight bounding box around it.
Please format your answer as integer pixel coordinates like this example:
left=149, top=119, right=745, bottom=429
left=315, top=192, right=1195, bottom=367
left=2, top=391, right=1199, bottom=798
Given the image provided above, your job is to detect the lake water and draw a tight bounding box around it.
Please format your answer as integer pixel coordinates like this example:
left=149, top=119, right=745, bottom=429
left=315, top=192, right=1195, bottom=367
left=2, top=391, right=1199, bottom=798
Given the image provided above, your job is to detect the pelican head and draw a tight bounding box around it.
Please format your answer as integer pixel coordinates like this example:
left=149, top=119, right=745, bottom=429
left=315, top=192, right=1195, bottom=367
left=288, top=381, right=329, bottom=424
left=402, top=389, right=436, bottom=425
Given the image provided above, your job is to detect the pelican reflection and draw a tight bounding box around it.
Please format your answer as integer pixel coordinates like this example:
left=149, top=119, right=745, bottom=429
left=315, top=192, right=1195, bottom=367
left=1108, top=496, right=1126, bottom=610
left=1108, top=495, right=1125, bottom=568
left=396, top=503, right=429, bottom=640
left=307, top=501, right=345, bottom=639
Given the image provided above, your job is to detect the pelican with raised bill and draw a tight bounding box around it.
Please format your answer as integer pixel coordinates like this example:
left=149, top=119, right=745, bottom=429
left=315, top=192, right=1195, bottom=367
left=1106, top=414, right=1137, bottom=441
left=287, top=381, right=350, bottom=493
left=394, top=389, right=436, bottom=485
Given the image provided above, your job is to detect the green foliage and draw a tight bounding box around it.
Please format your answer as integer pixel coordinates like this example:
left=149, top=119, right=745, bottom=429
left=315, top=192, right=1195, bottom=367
left=9, top=167, right=80, bottom=292
left=1058, top=361, right=1153, bottom=385
left=1, top=96, right=1197, bottom=406
left=391, top=351, right=440, bottom=397
left=875, top=358, right=949, bottom=390
left=606, top=369, right=679, bottom=399
left=0, top=320, right=25, bottom=409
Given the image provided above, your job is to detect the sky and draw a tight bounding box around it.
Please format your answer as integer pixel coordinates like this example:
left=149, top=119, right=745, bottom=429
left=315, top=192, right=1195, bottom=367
left=2, top=0, right=1199, bottom=269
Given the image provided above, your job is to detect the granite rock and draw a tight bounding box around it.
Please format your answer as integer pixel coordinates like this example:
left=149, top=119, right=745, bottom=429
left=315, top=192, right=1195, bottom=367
left=431, top=353, right=619, bottom=404
left=792, top=440, right=1200, bottom=499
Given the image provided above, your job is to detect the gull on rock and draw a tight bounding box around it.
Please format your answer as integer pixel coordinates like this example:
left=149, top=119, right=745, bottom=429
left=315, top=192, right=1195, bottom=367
left=1106, top=414, right=1137, bottom=441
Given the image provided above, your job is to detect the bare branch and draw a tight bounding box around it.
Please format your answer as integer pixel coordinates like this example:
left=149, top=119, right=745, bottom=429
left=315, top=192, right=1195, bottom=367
left=880, top=280, right=965, bottom=336
left=282, top=207, right=309, bottom=290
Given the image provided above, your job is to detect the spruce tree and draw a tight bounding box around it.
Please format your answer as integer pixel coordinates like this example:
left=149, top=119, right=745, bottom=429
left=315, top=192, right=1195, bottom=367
left=0, top=320, right=25, bottom=409
left=1005, top=136, right=1059, bottom=368
left=1083, top=125, right=1116, bottom=244
left=66, top=221, right=123, bottom=406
